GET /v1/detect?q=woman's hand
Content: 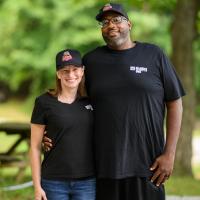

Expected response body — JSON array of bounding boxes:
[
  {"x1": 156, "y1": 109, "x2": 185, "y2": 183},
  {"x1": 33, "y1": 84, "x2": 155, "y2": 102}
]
[{"x1": 35, "y1": 187, "x2": 47, "y2": 200}]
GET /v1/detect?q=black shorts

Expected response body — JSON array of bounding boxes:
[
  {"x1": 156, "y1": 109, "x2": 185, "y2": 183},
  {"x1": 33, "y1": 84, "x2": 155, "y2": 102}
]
[{"x1": 96, "y1": 177, "x2": 165, "y2": 200}]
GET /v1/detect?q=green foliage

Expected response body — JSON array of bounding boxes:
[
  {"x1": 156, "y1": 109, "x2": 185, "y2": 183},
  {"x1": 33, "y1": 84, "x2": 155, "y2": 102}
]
[
  {"x1": 0, "y1": 0, "x2": 102, "y2": 97},
  {"x1": 129, "y1": 11, "x2": 171, "y2": 53},
  {"x1": 0, "y1": 0, "x2": 200, "y2": 99}
]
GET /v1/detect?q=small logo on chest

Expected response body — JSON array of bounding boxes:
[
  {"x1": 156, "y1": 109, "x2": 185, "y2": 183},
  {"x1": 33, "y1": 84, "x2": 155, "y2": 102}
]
[
  {"x1": 130, "y1": 66, "x2": 148, "y2": 74},
  {"x1": 85, "y1": 104, "x2": 93, "y2": 111}
]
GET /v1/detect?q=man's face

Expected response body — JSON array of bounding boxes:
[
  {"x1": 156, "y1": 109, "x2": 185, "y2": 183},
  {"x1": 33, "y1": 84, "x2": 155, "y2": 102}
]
[{"x1": 100, "y1": 12, "x2": 132, "y2": 47}]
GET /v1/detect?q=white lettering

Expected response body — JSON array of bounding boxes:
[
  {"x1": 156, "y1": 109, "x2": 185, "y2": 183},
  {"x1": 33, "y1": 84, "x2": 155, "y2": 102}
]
[
  {"x1": 85, "y1": 104, "x2": 93, "y2": 111},
  {"x1": 130, "y1": 66, "x2": 148, "y2": 74}
]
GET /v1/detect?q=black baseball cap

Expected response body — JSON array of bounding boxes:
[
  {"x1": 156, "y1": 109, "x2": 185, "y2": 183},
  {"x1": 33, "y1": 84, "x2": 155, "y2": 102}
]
[
  {"x1": 96, "y1": 3, "x2": 129, "y2": 21},
  {"x1": 56, "y1": 49, "x2": 82, "y2": 71}
]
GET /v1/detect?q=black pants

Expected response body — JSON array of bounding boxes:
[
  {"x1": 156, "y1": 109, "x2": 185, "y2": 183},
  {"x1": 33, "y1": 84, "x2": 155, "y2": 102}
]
[{"x1": 96, "y1": 177, "x2": 165, "y2": 200}]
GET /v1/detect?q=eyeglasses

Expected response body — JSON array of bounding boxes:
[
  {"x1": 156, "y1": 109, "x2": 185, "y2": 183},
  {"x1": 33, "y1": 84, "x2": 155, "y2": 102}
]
[{"x1": 99, "y1": 16, "x2": 128, "y2": 28}]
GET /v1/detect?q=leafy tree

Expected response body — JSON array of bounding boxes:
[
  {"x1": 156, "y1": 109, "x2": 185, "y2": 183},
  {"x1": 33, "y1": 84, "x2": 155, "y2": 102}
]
[{"x1": 0, "y1": 0, "x2": 102, "y2": 98}]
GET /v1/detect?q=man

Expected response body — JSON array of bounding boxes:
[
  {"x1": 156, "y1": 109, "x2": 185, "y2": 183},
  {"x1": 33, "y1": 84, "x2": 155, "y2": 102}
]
[{"x1": 44, "y1": 3, "x2": 185, "y2": 200}]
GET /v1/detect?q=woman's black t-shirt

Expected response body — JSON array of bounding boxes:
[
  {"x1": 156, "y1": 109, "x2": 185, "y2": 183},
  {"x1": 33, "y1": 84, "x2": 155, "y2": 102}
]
[{"x1": 31, "y1": 92, "x2": 95, "y2": 180}]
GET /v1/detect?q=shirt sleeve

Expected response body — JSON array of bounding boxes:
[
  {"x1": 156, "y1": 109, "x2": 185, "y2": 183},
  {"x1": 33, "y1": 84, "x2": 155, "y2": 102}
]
[
  {"x1": 31, "y1": 97, "x2": 46, "y2": 125},
  {"x1": 159, "y1": 49, "x2": 186, "y2": 101}
]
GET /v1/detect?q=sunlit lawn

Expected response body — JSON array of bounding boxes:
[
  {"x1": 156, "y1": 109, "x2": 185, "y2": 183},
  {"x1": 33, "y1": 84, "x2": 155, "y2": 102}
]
[
  {"x1": 194, "y1": 129, "x2": 200, "y2": 137},
  {"x1": 0, "y1": 99, "x2": 30, "y2": 123},
  {"x1": 165, "y1": 176, "x2": 200, "y2": 196},
  {"x1": 0, "y1": 99, "x2": 200, "y2": 199}
]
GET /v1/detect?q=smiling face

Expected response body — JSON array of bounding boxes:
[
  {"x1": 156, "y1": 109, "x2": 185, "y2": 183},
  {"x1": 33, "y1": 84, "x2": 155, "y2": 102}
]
[
  {"x1": 57, "y1": 65, "x2": 84, "y2": 90},
  {"x1": 101, "y1": 12, "x2": 132, "y2": 48}
]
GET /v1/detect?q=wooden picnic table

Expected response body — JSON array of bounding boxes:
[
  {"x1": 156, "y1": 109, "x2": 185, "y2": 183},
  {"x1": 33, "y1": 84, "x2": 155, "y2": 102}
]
[
  {"x1": 0, "y1": 122, "x2": 30, "y2": 155},
  {"x1": 0, "y1": 122, "x2": 31, "y2": 181}
]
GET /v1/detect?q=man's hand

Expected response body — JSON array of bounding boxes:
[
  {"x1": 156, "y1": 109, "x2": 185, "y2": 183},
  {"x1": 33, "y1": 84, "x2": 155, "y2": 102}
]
[
  {"x1": 42, "y1": 132, "x2": 53, "y2": 152},
  {"x1": 150, "y1": 153, "x2": 175, "y2": 186},
  {"x1": 150, "y1": 98, "x2": 183, "y2": 187}
]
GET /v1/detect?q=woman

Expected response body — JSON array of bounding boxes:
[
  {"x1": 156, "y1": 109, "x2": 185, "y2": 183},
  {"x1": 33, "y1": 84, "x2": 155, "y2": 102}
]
[{"x1": 30, "y1": 49, "x2": 95, "y2": 200}]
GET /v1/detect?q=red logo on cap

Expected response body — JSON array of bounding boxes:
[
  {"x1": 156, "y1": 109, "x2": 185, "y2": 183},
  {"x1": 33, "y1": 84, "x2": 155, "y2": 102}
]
[
  {"x1": 62, "y1": 51, "x2": 72, "y2": 62},
  {"x1": 103, "y1": 3, "x2": 112, "y2": 11}
]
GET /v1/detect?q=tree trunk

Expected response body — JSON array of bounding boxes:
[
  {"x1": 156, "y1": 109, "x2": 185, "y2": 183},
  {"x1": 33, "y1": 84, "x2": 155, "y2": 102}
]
[{"x1": 171, "y1": 0, "x2": 200, "y2": 176}]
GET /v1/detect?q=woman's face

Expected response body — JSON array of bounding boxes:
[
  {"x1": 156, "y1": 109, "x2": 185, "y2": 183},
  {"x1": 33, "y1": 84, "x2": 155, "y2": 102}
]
[{"x1": 57, "y1": 65, "x2": 84, "y2": 89}]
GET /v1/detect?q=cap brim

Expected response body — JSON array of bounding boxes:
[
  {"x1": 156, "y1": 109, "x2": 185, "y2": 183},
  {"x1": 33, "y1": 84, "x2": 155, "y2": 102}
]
[
  {"x1": 96, "y1": 9, "x2": 127, "y2": 21},
  {"x1": 57, "y1": 62, "x2": 83, "y2": 70}
]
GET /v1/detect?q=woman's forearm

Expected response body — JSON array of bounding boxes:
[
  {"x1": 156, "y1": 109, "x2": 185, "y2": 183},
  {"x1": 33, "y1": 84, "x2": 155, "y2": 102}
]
[
  {"x1": 30, "y1": 147, "x2": 42, "y2": 189},
  {"x1": 30, "y1": 124, "x2": 45, "y2": 191}
]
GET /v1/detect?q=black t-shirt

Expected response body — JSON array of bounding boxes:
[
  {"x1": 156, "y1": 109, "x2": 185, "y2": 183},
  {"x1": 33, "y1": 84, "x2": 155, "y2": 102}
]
[
  {"x1": 31, "y1": 93, "x2": 95, "y2": 180},
  {"x1": 83, "y1": 41, "x2": 185, "y2": 179}
]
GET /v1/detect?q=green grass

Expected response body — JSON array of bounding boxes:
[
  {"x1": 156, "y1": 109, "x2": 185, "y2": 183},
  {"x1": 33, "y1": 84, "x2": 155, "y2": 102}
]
[
  {"x1": 0, "y1": 188, "x2": 33, "y2": 200},
  {"x1": 0, "y1": 175, "x2": 33, "y2": 200},
  {"x1": 193, "y1": 129, "x2": 200, "y2": 137},
  {"x1": 165, "y1": 176, "x2": 200, "y2": 195},
  {"x1": 0, "y1": 132, "x2": 28, "y2": 153},
  {"x1": 193, "y1": 165, "x2": 200, "y2": 179},
  {"x1": 0, "y1": 99, "x2": 30, "y2": 123}
]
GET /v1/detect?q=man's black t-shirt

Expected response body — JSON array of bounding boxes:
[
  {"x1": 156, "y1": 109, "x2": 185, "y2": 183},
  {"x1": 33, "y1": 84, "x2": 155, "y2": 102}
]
[
  {"x1": 31, "y1": 92, "x2": 95, "y2": 180},
  {"x1": 83, "y1": 41, "x2": 185, "y2": 179}
]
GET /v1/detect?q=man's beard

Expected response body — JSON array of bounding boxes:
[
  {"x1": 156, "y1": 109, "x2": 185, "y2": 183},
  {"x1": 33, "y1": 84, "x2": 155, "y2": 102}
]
[{"x1": 102, "y1": 29, "x2": 130, "y2": 48}]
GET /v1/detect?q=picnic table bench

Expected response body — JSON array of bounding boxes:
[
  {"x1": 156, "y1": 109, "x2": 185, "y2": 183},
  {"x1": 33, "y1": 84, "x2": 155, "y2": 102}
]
[{"x1": 0, "y1": 122, "x2": 30, "y2": 181}]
